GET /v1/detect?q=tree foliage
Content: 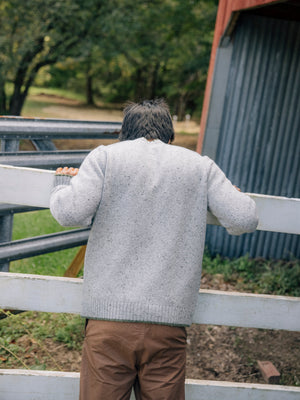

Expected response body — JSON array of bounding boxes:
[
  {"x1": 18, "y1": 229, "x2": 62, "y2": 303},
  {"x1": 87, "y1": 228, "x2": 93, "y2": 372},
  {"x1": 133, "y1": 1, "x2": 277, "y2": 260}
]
[
  {"x1": 0, "y1": 0, "x2": 103, "y2": 115},
  {"x1": 0, "y1": 0, "x2": 217, "y2": 117}
]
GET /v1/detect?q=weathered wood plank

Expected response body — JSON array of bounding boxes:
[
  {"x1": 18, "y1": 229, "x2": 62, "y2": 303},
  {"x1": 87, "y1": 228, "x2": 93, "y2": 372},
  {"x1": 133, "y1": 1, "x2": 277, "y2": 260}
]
[
  {"x1": 193, "y1": 289, "x2": 300, "y2": 331},
  {"x1": 0, "y1": 273, "x2": 82, "y2": 315},
  {"x1": 185, "y1": 378, "x2": 300, "y2": 400},
  {"x1": 1, "y1": 164, "x2": 299, "y2": 233},
  {"x1": 251, "y1": 193, "x2": 300, "y2": 235},
  {"x1": 0, "y1": 272, "x2": 299, "y2": 331},
  {"x1": 0, "y1": 164, "x2": 54, "y2": 208},
  {"x1": 0, "y1": 370, "x2": 80, "y2": 400},
  {"x1": 0, "y1": 370, "x2": 299, "y2": 400}
]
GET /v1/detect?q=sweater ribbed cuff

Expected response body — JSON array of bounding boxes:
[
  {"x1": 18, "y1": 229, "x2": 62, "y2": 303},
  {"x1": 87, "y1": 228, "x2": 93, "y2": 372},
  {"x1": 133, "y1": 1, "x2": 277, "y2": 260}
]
[{"x1": 53, "y1": 175, "x2": 72, "y2": 187}]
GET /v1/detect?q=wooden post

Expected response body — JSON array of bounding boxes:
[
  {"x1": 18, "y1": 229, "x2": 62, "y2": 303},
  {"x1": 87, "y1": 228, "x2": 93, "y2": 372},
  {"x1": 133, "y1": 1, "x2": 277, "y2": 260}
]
[{"x1": 64, "y1": 246, "x2": 86, "y2": 278}]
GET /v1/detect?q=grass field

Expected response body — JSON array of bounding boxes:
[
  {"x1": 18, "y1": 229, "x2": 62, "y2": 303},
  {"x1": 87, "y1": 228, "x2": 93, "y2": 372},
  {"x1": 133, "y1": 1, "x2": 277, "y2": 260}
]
[{"x1": 11, "y1": 210, "x2": 80, "y2": 276}]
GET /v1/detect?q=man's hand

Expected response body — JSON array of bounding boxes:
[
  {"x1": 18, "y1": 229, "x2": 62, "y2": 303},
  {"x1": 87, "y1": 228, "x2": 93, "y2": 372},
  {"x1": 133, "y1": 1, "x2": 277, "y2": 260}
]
[{"x1": 56, "y1": 167, "x2": 79, "y2": 176}]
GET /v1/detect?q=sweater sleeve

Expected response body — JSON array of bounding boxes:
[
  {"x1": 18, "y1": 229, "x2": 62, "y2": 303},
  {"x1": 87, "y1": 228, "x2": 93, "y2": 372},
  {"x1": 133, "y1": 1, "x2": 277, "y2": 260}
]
[
  {"x1": 206, "y1": 158, "x2": 258, "y2": 235},
  {"x1": 50, "y1": 146, "x2": 106, "y2": 227}
]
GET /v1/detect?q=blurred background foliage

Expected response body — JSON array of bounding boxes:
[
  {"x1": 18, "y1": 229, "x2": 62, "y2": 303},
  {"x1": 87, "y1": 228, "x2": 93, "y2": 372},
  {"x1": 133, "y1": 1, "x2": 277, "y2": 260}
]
[{"x1": 0, "y1": 0, "x2": 217, "y2": 119}]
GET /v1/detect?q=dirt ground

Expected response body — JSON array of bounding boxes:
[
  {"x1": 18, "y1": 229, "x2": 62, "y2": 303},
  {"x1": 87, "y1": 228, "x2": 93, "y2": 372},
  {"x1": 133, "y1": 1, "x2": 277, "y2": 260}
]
[
  {"x1": 15, "y1": 95, "x2": 299, "y2": 386},
  {"x1": 185, "y1": 274, "x2": 300, "y2": 386},
  {"x1": 11, "y1": 325, "x2": 300, "y2": 387}
]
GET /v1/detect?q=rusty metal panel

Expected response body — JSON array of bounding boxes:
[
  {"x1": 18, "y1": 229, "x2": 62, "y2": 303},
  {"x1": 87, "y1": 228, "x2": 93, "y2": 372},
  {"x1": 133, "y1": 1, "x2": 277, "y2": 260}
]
[{"x1": 204, "y1": 14, "x2": 300, "y2": 259}]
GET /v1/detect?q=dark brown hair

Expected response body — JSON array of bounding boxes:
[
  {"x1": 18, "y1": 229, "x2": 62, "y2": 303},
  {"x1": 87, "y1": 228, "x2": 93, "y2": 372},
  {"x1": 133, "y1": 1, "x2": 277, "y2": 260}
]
[{"x1": 119, "y1": 99, "x2": 175, "y2": 144}]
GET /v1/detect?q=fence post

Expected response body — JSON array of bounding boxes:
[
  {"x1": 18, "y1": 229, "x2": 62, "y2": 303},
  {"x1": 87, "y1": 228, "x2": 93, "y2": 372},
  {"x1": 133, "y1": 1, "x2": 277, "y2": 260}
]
[
  {"x1": 0, "y1": 138, "x2": 19, "y2": 271},
  {"x1": 32, "y1": 139, "x2": 57, "y2": 151}
]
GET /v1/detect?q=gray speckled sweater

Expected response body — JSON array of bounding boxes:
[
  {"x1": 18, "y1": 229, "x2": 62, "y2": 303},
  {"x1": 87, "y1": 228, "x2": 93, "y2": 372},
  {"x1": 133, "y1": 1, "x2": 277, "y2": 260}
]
[{"x1": 50, "y1": 138, "x2": 258, "y2": 326}]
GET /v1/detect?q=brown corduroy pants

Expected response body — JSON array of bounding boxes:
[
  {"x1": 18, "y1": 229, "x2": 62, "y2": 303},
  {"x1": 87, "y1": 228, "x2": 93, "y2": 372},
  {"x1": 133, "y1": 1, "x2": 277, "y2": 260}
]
[{"x1": 79, "y1": 320, "x2": 187, "y2": 400}]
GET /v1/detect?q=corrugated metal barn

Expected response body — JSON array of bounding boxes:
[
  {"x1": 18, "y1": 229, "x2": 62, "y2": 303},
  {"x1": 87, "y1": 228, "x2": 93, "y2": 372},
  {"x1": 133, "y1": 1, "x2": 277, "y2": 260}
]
[{"x1": 197, "y1": 0, "x2": 300, "y2": 259}]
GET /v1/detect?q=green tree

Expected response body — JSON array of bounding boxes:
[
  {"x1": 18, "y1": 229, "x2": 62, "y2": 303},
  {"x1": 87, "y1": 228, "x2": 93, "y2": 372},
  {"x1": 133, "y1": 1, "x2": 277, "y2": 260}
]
[
  {"x1": 0, "y1": 0, "x2": 217, "y2": 117},
  {"x1": 90, "y1": 0, "x2": 217, "y2": 117},
  {"x1": 0, "y1": 0, "x2": 103, "y2": 115}
]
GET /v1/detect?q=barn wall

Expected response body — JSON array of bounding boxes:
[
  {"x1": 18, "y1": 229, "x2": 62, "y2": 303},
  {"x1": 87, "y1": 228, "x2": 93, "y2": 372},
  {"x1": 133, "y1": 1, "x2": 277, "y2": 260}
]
[
  {"x1": 203, "y1": 14, "x2": 300, "y2": 258},
  {"x1": 197, "y1": 0, "x2": 282, "y2": 153}
]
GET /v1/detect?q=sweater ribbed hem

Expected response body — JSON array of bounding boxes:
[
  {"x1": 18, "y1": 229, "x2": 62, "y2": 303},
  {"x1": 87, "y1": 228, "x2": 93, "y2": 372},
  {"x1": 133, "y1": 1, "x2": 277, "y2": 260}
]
[{"x1": 82, "y1": 298, "x2": 192, "y2": 327}]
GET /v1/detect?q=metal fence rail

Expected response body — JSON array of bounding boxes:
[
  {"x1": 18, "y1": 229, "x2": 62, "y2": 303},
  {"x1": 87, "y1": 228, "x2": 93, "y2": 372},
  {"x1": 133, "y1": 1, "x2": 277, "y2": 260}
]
[
  {"x1": 0, "y1": 150, "x2": 89, "y2": 169},
  {"x1": 0, "y1": 228, "x2": 90, "y2": 263},
  {"x1": 0, "y1": 116, "x2": 121, "y2": 140},
  {"x1": 0, "y1": 204, "x2": 45, "y2": 217}
]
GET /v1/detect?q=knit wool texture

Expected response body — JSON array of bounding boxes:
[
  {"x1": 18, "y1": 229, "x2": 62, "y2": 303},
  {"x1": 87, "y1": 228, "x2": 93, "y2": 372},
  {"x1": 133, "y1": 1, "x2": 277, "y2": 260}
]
[{"x1": 50, "y1": 138, "x2": 258, "y2": 326}]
